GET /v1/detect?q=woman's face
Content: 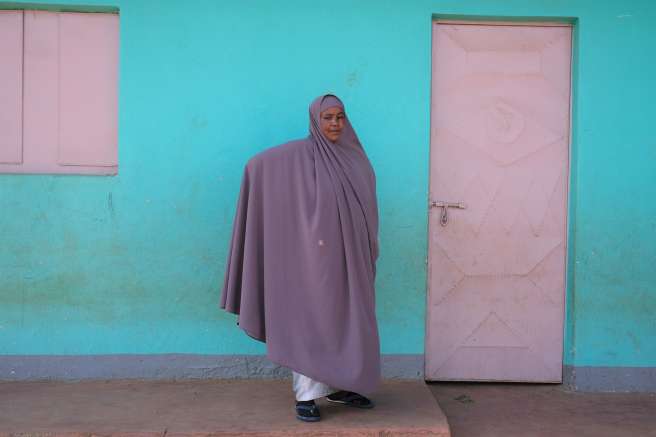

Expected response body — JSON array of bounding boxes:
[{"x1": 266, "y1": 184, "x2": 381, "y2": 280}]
[{"x1": 320, "y1": 106, "x2": 345, "y2": 142}]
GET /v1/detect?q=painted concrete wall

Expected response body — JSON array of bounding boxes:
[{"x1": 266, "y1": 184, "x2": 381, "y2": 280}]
[{"x1": 1, "y1": 0, "x2": 655, "y2": 377}]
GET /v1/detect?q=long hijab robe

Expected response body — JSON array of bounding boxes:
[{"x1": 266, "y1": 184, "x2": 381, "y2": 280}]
[{"x1": 220, "y1": 94, "x2": 380, "y2": 394}]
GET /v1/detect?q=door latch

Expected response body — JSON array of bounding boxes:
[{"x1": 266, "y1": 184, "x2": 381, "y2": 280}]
[{"x1": 430, "y1": 200, "x2": 467, "y2": 226}]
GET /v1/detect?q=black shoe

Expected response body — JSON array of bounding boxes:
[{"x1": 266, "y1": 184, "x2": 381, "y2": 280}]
[
  {"x1": 295, "y1": 400, "x2": 321, "y2": 422},
  {"x1": 326, "y1": 390, "x2": 374, "y2": 409}
]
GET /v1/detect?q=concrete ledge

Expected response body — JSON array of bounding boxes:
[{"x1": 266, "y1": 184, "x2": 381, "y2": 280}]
[
  {"x1": 0, "y1": 354, "x2": 423, "y2": 381},
  {"x1": 0, "y1": 379, "x2": 450, "y2": 436},
  {"x1": 564, "y1": 365, "x2": 656, "y2": 392}
]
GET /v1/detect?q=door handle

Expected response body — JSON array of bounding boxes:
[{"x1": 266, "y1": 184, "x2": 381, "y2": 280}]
[{"x1": 430, "y1": 200, "x2": 467, "y2": 226}]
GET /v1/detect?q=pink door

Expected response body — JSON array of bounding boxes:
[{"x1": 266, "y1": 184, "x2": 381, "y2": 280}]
[{"x1": 425, "y1": 22, "x2": 572, "y2": 382}]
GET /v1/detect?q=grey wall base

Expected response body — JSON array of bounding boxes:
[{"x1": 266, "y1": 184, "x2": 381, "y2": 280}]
[
  {"x1": 0, "y1": 354, "x2": 424, "y2": 381},
  {"x1": 563, "y1": 365, "x2": 656, "y2": 393},
  {"x1": 3, "y1": 356, "x2": 654, "y2": 392}
]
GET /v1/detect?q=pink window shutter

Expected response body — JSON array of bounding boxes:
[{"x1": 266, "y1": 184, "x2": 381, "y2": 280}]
[
  {"x1": 2, "y1": 10, "x2": 118, "y2": 175},
  {"x1": 22, "y1": 10, "x2": 60, "y2": 172},
  {"x1": 0, "y1": 10, "x2": 24, "y2": 165},
  {"x1": 58, "y1": 12, "x2": 119, "y2": 167}
]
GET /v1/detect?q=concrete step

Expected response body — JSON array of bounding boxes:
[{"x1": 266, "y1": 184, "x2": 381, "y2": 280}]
[{"x1": 0, "y1": 379, "x2": 450, "y2": 436}]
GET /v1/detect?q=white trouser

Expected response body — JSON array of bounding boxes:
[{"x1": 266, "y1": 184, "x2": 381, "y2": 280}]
[{"x1": 292, "y1": 371, "x2": 338, "y2": 401}]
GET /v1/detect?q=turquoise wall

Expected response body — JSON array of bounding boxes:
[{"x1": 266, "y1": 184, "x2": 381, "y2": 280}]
[{"x1": 1, "y1": 0, "x2": 655, "y2": 370}]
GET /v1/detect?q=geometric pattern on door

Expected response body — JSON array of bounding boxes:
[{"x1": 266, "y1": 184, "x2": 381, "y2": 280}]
[{"x1": 426, "y1": 23, "x2": 572, "y2": 382}]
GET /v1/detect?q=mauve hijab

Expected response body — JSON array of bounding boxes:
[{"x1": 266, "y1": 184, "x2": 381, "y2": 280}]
[
  {"x1": 220, "y1": 94, "x2": 380, "y2": 394},
  {"x1": 319, "y1": 95, "x2": 343, "y2": 111}
]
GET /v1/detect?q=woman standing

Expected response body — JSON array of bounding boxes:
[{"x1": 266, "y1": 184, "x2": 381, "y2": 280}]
[{"x1": 220, "y1": 94, "x2": 380, "y2": 422}]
